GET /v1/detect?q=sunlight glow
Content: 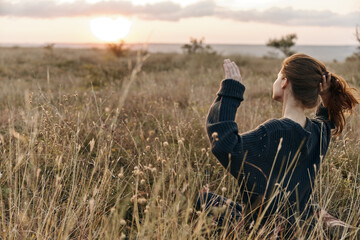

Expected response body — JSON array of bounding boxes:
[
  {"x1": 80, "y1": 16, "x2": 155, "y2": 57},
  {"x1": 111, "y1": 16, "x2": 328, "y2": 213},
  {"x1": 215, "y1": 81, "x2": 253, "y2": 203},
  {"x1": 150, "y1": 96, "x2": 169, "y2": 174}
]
[{"x1": 90, "y1": 17, "x2": 132, "y2": 42}]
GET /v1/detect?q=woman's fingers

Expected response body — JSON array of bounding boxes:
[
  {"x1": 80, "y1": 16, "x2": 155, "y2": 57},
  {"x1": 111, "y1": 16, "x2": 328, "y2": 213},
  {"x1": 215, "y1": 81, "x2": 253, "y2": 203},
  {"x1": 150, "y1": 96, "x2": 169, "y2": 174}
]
[
  {"x1": 224, "y1": 59, "x2": 231, "y2": 63},
  {"x1": 223, "y1": 63, "x2": 231, "y2": 79},
  {"x1": 320, "y1": 75, "x2": 326, "y2": 94},
  {"x1": 319, "y1": 82, "x2": 323, "y2": 92},
  {"x1": 223, "y1": 64, "x2": 228, "y2": 77},
  {"x1": 232, "y1": 62, "x2": 241, "y2": 76},
  {"x1": 320, "y1": 73, "x2": 331, "y2": 96},
  {"x1": 223, "y1": 59, "x2": 242, "y2": 82},
  {"x1": 223, "y1": 61, "x2": 232, "y2": 77},
  {"x1": 324, "y1": 73, "x2": 331, "y2": 89},
  {"x1": 229, "y1": 63, "x2": 236, "y2": 76},
  {"x1": 223, "y1": 59, "x2": 231, "y2": 75}
]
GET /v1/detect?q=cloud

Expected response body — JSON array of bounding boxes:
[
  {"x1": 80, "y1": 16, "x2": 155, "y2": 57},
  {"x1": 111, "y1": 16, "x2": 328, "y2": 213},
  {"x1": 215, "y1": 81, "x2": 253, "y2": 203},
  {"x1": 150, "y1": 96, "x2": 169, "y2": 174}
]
[
  {"x1": 1, "y1": 0, "x2": 359, "y2": 27},
  {"x1": 217, "y1": 7, "x2": 360, "y2": 27},
  {"x1": 0, "y1": 0, "x2": 215, "y2": 20}
]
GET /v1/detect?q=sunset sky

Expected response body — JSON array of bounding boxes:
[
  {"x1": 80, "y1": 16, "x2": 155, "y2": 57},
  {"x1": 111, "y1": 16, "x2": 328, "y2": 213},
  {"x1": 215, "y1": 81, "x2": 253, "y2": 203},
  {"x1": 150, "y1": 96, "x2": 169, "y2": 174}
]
[{"x1": 1, "y1": 0, "x2": 359, "y2": 45}]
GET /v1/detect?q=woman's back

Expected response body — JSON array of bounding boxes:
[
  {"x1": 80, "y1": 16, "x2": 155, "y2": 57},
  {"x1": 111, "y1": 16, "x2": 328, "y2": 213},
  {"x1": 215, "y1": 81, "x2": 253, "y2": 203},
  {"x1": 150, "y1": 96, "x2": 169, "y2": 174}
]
[
  {"x1": 206, "y1": 79, "x2": 334, "y2": 223},
  {"x1": 199, "y1": 54, "x2": 359, "y2": 236}
]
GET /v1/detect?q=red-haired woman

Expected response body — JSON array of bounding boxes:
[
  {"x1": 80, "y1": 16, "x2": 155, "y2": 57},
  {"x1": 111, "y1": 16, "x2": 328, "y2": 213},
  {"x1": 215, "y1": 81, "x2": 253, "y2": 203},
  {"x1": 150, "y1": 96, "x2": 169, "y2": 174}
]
[{"x1": 196, "y1": 54, "x2": 359, "y2": 237}]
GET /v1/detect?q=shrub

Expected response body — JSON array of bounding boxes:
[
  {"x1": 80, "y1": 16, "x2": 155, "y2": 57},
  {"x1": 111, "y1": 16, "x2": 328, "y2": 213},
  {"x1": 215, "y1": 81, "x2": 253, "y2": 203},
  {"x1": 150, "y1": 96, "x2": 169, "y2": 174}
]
[
  {"x1": 346, "y1": 25, "x2": 360, "y2": 61},
  {"x1": 266, "y1": 33, "x2": 297, "y2": 57},
  {"x1": 181, "y1": 37, "x2": 216, "y2": 55},
  {"x1": 106, "y1": 40, "x2": 129, "y2": 58}
]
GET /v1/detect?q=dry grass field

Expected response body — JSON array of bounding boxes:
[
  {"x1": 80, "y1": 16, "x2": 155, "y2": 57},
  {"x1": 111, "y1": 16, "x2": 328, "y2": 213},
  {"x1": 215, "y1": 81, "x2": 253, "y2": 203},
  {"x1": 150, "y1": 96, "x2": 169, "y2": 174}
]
[{"x1": 0, "y1": 46, "x2": 359, "y2": 239}]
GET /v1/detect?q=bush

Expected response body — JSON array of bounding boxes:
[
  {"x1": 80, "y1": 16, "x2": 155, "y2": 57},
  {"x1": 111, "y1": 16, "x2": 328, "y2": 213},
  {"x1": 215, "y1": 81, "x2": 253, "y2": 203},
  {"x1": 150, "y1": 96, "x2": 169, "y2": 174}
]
[
  {"x1": 181, "y1": 37, "x2": 216, "y2": 55},
  {"x1": 346, "y1": 25, "x2": 360, "y2": 61},
  {"x1": 106, "y1": 40, "x2": 129, "y2": 58},
  {"x1": 266, "y1": 33, "x2": 297, "y2": 57}
]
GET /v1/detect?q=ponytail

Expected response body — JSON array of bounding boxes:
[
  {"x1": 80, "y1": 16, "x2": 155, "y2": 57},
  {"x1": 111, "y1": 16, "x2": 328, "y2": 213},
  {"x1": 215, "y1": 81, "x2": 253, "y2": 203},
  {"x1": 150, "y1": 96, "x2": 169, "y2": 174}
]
[
  {"x1": 326, "y1": 72, "x2": 359, "y2": 136},
  {"x1": 282, "y1": 53, "x2": 359, "y2": 136}
]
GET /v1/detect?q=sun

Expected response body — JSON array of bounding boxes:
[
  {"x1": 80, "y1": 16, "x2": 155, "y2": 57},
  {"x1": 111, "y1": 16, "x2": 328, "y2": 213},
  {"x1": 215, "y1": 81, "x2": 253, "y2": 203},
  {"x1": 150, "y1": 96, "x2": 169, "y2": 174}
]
[{"x1": 90, "y1": 17, "x2": 132, "y2": 42}]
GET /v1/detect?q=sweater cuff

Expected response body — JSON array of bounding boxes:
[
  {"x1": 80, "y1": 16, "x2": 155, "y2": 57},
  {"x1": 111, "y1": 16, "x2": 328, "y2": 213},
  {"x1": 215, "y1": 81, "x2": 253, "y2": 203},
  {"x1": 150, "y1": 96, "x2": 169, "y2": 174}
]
[{"x1": 216, "y1": 79, "x2": 246, "y2": 101}]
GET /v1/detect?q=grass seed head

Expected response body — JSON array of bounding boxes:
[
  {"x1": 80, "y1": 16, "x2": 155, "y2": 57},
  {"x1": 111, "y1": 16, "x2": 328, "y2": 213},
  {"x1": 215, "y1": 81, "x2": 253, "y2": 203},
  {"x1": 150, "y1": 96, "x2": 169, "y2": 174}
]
[
  {"x1": 120, "y1": 219, "x2": 126, "y2": 225},
  {"x1": 137, "y1": 198, "x2": 147, "y2": 205},
  {"x1": 132, "y1": 169, "x2": 144, "y2": 176},
  {"x1": 211, "y1": 132, "x2": 219, "y2": 141}
]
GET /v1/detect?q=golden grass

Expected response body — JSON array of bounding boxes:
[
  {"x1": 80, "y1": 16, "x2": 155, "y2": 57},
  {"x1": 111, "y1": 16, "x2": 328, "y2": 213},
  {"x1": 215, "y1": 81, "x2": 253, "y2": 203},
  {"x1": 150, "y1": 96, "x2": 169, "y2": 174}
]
[{"x1": 0, "y1": 47, "x2": 359, "y2": 239}]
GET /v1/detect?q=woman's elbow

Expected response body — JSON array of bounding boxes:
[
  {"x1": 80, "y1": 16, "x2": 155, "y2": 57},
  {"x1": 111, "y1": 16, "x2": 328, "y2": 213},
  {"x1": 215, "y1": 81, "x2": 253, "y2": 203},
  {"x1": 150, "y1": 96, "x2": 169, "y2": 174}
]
[{"x1": 211, "y1": 144, "x2": 232, "y2": 164}]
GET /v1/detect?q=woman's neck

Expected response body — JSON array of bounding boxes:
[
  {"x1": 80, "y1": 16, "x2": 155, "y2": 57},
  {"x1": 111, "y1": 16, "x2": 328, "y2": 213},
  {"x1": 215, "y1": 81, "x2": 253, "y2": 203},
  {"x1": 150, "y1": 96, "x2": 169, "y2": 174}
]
[{"x1": 282, "y1": 94, "x2": 307, "y2": 128}]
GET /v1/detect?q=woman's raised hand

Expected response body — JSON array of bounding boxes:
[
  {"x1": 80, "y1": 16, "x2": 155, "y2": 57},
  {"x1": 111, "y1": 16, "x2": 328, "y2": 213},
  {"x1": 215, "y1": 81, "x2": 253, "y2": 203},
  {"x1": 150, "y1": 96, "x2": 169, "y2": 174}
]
[
  {"x1": 319, "y1": 72, "x2": 332, "y2": 107},
  {"x1": 223, "y1": 59, "x2": 242, "y2": 82}
]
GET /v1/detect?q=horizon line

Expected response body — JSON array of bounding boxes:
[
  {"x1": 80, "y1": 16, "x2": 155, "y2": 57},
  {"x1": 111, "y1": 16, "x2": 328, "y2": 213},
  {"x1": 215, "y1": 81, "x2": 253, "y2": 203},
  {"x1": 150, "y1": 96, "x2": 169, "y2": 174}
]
[{"x1": 0, "y1": 42, "x2": 358, "y2": 47}]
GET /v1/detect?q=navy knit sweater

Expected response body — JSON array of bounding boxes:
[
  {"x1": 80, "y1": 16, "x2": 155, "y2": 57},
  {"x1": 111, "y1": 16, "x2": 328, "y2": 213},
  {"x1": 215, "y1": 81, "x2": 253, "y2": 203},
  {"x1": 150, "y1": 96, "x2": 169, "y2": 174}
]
[{"x1": 206, "y1": 79, "x2": 335, "y2": 224}]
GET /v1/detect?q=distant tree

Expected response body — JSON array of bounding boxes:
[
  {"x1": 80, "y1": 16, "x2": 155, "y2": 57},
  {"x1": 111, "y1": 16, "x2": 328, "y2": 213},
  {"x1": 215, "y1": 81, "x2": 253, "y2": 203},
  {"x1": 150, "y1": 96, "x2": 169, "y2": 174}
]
[
  {"x1": 181, "y1": 37, "x2": 215, "y2": 54},
  {"x1": 266, "y1": 33, "x2": 297, "y2": 57},
  {"x1": 346, "y1": 25, "x2": 360, "y2": 61},
  {"x1": 44, "y1": 43, "x2": 55, "y2": 51},
  {"x1": 356, "y1": 25, "x2": 360, "y2": 50},
  {"x1": 43, "y1": 43, "x2": 55, "y2": 57},
  {"x1": 106, "y1": 40, "x2": 129, "y2": 58}
]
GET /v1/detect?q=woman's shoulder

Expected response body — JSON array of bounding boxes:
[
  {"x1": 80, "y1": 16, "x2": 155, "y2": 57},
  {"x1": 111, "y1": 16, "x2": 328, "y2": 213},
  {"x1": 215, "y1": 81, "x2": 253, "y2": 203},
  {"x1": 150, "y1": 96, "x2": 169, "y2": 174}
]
[
  {"x1": 310, "y1": 116, "x2": 335, "y2": 130},
  {"x1": 260, "y1": 118, "x2": 302, "y2": 130},
  {"x1": 258, "y1": 118, "x2": 312, "y2": 137},
  {"x1": 245, "y1": 117, "x2": 330, "y2": 141},
  {"x1": 259, "y1": 117, "x2": 332, "y2": 142}
]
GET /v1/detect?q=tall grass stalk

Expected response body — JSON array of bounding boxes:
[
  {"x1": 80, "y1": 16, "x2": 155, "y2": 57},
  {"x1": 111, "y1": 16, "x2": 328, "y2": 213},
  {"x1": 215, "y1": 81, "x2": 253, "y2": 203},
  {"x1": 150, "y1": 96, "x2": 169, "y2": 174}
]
[{"x1": 0, "y1": 47, "x2": 359, "y2": 239}]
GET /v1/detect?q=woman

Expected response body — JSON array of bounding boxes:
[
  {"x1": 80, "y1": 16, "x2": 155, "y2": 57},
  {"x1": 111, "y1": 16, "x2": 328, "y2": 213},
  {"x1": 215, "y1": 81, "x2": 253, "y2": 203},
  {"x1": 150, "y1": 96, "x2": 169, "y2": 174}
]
[{"x1": 195, "y1": 54, "x2": 359, "y2": 237}]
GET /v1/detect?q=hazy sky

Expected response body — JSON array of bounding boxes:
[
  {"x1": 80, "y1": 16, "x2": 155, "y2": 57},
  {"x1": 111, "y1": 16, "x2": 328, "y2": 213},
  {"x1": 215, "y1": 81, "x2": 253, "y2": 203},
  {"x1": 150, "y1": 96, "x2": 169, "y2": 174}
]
[{"x1": 1, "y1": 0, "x2": 359, "y2": 45}]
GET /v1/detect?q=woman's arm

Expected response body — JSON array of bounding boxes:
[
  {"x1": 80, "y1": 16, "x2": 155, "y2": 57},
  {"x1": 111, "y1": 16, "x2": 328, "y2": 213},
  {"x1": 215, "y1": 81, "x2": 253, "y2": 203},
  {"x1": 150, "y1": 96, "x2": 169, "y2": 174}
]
[
  {"x1": 316, "y1": 73, "x2": 335, "y2": 129},
  {"x1": 206, "y1": 60, "x2": 269, "y2": 182}
]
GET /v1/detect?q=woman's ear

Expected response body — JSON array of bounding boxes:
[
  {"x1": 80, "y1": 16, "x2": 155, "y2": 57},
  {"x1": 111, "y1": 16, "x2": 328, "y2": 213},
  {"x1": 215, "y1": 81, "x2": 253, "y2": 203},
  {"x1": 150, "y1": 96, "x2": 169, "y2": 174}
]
[{"x1": 281, "y1": 77, "x2": 289, "y2": 89}]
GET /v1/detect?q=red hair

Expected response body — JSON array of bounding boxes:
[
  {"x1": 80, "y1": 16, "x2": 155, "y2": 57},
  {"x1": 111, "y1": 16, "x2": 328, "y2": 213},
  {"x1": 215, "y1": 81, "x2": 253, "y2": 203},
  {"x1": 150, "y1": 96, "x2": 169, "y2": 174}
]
[{"x1": 282, "y1": 53, "x2": 359, "y2": 135}]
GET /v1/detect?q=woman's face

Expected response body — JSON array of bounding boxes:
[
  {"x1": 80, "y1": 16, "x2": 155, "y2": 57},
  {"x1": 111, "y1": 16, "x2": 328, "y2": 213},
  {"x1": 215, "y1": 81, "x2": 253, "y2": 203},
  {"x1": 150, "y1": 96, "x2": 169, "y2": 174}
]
[{"x1": 272, "y1": 70, "x2": 286, "y2": 102}]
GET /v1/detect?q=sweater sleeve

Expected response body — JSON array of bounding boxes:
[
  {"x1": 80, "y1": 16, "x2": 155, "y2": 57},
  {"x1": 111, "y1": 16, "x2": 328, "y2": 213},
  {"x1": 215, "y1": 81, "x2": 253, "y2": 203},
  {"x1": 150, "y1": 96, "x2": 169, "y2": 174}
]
[
  {"x1": 206, "y1": 79, "x2": 270, "y2": 182},
  {"x1": 315, "y1": 102, "x2": 335, "y2": 129}
]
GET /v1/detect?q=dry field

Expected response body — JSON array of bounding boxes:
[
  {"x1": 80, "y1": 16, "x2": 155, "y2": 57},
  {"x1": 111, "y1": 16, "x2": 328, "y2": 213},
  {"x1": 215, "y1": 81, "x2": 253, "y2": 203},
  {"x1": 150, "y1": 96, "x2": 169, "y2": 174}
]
[{"x1": 0, "y1": 47, "x2": 359, "y2": 239}]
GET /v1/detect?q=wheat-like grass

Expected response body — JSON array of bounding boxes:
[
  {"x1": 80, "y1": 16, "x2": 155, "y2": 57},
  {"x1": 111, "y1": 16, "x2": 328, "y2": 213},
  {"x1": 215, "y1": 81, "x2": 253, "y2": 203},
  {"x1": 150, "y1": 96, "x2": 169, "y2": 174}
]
[{"x1": 0, "y1": 47, "x2": 359, "y2": 239}]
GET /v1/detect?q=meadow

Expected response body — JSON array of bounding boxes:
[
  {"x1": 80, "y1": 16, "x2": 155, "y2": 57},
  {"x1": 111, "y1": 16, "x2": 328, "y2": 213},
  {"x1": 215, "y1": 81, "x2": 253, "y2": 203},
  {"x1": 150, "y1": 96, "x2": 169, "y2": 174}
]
[{"x1": 0, "y1": 46, "x2": 359, "y2": 239}]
